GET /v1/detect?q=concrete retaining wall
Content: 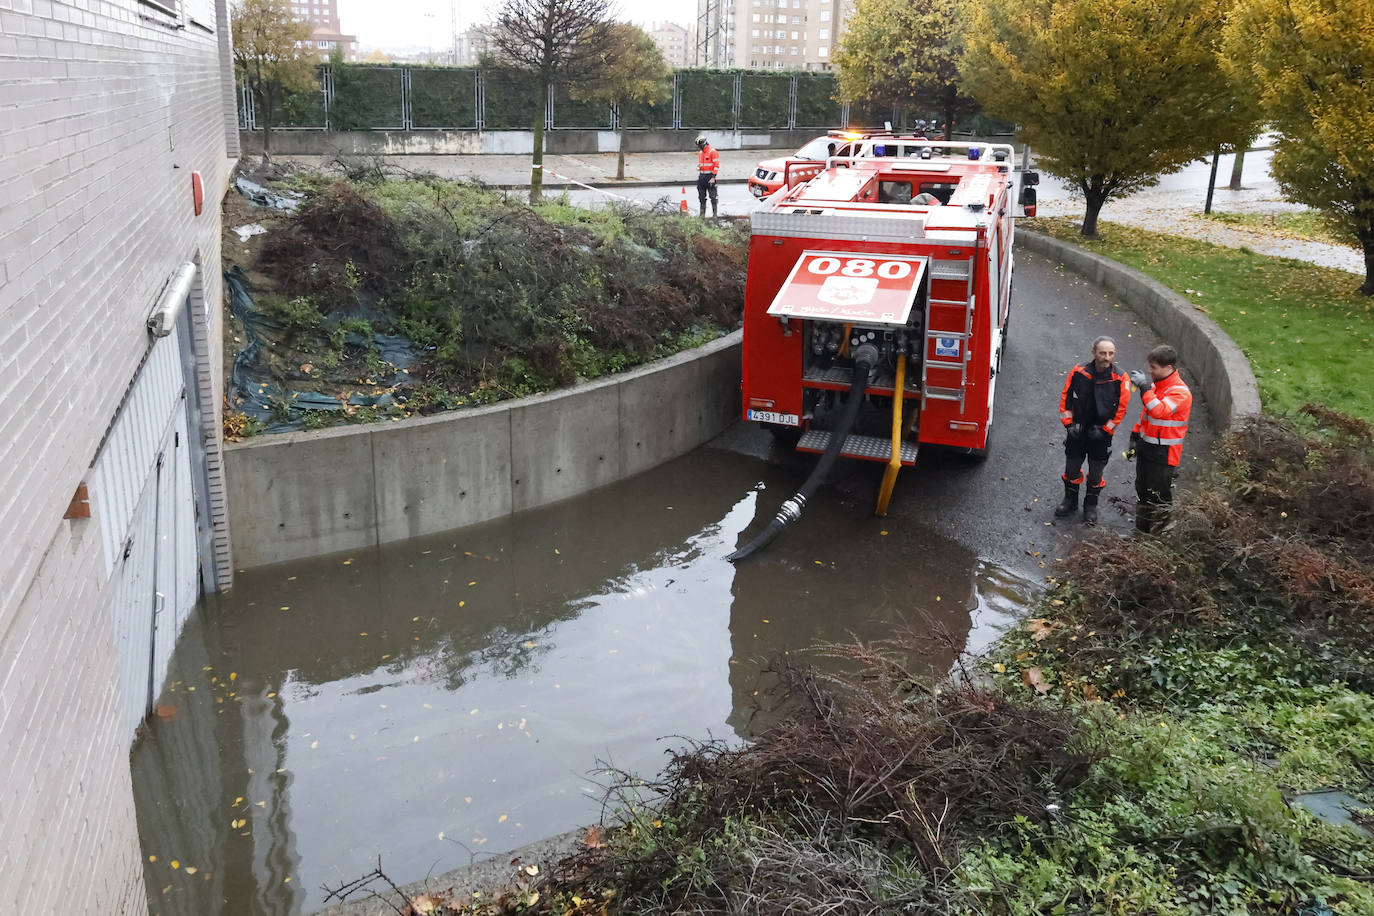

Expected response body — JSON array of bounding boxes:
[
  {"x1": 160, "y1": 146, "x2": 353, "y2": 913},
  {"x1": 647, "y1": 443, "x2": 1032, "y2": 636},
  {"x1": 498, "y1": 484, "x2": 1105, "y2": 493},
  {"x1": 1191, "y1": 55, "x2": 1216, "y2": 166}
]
[
  {"x1": 1016, "y1": 230, "x2": 1262, "y2": 427},
  {"x1": 240, "y1": 128, "x2": 824, "y2": 158},
  {"x1": 226, "y1": 331, "x2": 742, "y2": 568}
]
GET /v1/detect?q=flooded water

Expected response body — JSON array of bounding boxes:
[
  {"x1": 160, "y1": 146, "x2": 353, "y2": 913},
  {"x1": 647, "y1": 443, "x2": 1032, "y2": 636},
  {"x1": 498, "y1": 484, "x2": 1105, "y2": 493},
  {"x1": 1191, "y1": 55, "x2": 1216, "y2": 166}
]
[{"x1": 132, "y1": 446, "x2": 1032, "y2": 916}]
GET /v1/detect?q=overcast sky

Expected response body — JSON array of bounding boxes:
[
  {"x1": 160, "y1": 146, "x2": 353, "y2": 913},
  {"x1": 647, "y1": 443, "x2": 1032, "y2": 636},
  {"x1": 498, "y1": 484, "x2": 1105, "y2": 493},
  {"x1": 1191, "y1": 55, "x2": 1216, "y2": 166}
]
[{"x1": 337, "y1": 0, "x2": 697, "y2": 51}]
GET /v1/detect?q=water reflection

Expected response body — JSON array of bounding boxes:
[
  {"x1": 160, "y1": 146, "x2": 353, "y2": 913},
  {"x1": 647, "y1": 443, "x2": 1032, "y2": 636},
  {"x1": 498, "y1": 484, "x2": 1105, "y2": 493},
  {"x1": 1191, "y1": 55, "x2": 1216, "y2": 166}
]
[{"x1": 132, "y1": 448, "x2": 1030, "y2": 915}]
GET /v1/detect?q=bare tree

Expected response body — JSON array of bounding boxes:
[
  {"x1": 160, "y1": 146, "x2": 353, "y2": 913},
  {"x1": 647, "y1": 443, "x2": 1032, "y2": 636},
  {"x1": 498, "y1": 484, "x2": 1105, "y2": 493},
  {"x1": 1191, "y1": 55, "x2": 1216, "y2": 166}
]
[{"x1": 492, "y1": 0, "x2": 615, "y2": 202}]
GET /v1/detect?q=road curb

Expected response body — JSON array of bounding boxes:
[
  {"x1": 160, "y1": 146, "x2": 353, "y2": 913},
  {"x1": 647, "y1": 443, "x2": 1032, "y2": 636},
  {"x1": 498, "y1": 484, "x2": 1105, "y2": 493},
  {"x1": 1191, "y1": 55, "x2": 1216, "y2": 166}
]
[{"x1": 1016, "y1": 229, "x2": 1262, "y2": 427}]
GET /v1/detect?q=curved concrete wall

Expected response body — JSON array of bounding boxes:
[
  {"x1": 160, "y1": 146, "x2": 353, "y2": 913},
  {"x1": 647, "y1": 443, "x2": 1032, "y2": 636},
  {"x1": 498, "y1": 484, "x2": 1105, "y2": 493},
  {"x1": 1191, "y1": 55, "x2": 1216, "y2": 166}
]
[
  {"x1": 225, "y1": 331, "x2": 741, "y2": 569},
  {"x1": 1016, "y1": 229, "x2": 1262, "y2": 426}
]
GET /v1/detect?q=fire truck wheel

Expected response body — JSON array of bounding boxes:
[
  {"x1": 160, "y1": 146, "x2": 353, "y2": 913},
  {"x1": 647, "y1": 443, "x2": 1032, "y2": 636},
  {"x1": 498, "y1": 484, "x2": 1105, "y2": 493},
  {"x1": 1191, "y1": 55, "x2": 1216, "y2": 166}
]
[{"x1": 964, "y1": 417, "x2": 993, "y2": 461}]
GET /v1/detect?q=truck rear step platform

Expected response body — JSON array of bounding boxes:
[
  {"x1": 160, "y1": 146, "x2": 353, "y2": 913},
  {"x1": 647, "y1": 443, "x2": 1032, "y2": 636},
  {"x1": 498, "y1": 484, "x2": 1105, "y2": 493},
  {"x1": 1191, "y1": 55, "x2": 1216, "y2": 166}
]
[{"x1": 796, "y1": 430, "x2": 918, "y2": 465}]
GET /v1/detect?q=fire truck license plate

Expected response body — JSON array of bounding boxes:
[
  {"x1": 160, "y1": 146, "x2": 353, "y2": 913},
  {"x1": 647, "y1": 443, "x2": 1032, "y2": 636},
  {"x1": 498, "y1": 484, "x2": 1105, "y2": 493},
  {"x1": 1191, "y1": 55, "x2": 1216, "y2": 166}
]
[{"x1": 748, "y1": 410, "x2": 799, "y2": 426}]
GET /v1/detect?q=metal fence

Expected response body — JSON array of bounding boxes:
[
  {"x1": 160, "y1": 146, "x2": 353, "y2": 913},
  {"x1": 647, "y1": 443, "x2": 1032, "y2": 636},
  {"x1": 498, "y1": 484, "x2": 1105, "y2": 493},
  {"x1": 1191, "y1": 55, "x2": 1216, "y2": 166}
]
[{"x1": 237, "y1": 66, "x2": 888, "y2": 132}]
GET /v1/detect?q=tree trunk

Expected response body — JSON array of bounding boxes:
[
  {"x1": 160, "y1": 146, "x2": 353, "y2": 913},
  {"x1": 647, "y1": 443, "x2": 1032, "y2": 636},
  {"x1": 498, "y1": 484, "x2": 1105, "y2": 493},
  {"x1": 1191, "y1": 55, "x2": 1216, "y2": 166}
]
[
  {"x1": 1081, "y1": 182, "x2": 1108, "y2": 238},
  {"x1": 1359, "y1": 226, "x2": 1374, "y2": 296},
  {"x1": 616, "y1": 129, "x2": 626, "y2": 181},
  {"x1": 261, "y1": 93, "x2": 274, "y2": 159},
  {"x1": 530, "y1": 83, "x2": 546, "y2": 203},
  {"x1": 1228, "y1": 148, "x2": 1245, "y2": 190}
]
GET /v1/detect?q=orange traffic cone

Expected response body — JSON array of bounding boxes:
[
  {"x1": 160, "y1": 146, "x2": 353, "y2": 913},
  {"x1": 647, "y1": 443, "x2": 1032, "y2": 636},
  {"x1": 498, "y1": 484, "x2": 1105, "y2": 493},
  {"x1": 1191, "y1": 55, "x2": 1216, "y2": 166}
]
[{"x1": 679, "y1": 187, "x2": 689, "y2": 214}]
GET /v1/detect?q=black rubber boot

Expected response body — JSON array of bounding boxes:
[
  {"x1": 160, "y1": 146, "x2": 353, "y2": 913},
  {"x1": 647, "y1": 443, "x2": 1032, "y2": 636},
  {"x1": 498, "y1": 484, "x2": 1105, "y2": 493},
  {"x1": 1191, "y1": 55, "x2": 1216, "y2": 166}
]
[
  {"x1": 1083, "y1": 491, "x2": 1100, "y2": 526},
  {"x1": 1135, "y1": 502, "x2": 1155, "y2": 533},
  {"x1": 1054, "y1": 482, "x2": 1079, "y2": 518},
  {"x1": 712, "y1": 200, "x2": 718, "y2": 218}
]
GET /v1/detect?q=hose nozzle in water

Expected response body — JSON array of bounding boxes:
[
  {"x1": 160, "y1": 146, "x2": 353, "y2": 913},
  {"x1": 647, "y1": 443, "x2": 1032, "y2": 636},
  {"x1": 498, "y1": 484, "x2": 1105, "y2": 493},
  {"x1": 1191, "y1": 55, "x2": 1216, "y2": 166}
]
[{"x1": 728, "y1": 344, "x2": 879, "y2": 562}]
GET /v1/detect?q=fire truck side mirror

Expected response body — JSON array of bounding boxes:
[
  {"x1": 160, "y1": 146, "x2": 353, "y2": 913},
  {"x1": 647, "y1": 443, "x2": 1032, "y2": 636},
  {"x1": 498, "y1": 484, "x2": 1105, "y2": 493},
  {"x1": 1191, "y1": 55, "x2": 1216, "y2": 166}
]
[
  {"x1": 1023, "y1": 170, "x2": 1040, "y2": 187},
  {"x1": 1019, "y1": 186, "x2": 1037, "y2": 217}
]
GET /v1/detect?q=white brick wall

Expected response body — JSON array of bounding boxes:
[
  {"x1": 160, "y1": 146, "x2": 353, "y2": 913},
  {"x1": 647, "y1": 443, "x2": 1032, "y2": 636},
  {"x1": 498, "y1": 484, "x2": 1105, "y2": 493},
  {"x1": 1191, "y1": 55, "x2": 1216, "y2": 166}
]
[{"x1": 0, "y1": 0, "x2": 235, "y2": 908}]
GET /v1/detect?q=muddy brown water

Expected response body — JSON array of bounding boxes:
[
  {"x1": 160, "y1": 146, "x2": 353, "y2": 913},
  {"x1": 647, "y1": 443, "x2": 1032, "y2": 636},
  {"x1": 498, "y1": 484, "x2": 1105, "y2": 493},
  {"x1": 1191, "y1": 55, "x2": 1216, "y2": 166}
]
[{"x1": 132, "y1": 446, "x2": 1032, "y2": 916}]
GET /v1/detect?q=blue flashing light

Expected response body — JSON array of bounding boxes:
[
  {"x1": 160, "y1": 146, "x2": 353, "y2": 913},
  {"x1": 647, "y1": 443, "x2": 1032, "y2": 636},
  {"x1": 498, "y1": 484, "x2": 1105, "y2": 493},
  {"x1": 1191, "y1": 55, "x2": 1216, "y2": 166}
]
[{"x1": 968, "y1": 148, "x2": 981, "y2": 160}]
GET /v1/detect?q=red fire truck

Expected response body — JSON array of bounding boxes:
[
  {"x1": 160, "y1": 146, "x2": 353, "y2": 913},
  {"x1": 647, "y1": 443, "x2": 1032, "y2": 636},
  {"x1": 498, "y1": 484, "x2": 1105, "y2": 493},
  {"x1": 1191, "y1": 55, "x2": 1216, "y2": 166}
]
[{"x1": 729, "y1": 137, "x2": 1036, "y2": 558}]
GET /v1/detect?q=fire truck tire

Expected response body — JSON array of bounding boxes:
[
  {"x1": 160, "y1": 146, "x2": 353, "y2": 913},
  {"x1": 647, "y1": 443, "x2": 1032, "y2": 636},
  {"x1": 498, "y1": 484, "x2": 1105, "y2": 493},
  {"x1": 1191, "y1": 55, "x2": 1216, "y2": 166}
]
[{"x1": 965, "y1": 417, "x2": 993, "y2": 461}]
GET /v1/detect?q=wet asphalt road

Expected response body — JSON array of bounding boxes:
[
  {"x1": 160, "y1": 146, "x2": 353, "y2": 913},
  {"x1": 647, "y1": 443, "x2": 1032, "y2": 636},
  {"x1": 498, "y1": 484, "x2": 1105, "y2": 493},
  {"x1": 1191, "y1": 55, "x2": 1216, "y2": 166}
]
[{"x1": 712, "y1": 244, "x2": 1216, "y2": 582}]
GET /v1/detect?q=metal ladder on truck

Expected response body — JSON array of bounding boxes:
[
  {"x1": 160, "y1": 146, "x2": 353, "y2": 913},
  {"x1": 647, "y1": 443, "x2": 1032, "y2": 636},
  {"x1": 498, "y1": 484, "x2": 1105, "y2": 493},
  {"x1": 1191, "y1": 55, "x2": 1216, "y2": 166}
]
[{"x1": 921, "y1": 254, "x2": 975, "y2": 411}]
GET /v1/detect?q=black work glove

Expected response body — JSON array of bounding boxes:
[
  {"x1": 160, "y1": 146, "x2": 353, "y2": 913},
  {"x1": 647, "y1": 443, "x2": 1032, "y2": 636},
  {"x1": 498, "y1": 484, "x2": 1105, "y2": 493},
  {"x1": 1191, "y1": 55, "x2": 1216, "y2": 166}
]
[
  {"x1": 1067, "y1": 423, "x2": 1084, "y2": 439},
  {"x1": 1087, "y1": 425, "x2": 1108, "y2": 442}
]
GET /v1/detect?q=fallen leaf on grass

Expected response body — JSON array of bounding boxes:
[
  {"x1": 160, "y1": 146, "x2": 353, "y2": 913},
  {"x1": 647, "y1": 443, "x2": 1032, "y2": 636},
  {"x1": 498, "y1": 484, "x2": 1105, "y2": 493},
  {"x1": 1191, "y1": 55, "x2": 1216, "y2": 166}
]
[
  {"x1": 1022, "y1": 667, "x2": 1052, "y2": 695},
  {"x1": 584, "y1": 825, "x2": 604, "y2": 848},
  {"x1": 1026, "y1": 618, "x2": 1059, "y2": 641}
]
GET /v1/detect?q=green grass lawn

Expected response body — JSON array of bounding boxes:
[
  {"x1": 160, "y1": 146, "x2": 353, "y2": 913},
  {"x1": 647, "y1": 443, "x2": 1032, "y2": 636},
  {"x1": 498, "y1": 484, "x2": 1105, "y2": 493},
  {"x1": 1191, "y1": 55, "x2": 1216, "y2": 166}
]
[
  {"x1": 1025, "y1": 217, "x2": 1374, "y2": 423},
  {"x1": 1200, "y1": 209, "x2": 1356, "y2": 248}
]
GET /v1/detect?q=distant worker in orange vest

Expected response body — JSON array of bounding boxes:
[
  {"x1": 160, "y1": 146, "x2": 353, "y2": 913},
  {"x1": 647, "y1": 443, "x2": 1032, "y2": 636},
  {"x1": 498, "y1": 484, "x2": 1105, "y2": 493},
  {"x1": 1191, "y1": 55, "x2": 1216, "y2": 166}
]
[
  {"x1": 1054, "y1": 336, "x2": 1131, "y2": 525},
  {"x1": 1128, "y1": 344, "x2": 1193, "y2": 533},
  {"x1": 694, "y1": 133, "x2": 719, "y2": 219}
]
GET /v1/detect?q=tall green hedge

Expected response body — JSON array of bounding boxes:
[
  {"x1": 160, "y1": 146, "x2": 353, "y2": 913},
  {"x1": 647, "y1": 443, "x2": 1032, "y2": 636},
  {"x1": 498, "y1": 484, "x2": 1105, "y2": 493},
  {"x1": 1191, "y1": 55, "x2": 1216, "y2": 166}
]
[
  {"x1": 410, "y1": 67, "x2": 478, "y2": 129},
  {"x1": 679, "y1": 69, "x2": 738, "y2": 128},
  {"x1": 737, "y1": 73, "x2": 791, "y2": 129},
  {"x1": 794, "y1": 74, "x2": 841, "y2": 128},
  {"x1": 276, "y1": 68, "x2": 327, "y2": 128},
  {"x1": 552, "y1": 85, "x2": 612, "y2": 130},
  {"x1": 845, "y1": 98, "x2": 900, "y2": 131},
  {"x1": 621, "y1": 95, "x2": 674, "y2": 129},
  {"x1": 243, "y1": 65, "x2": 925, "y2": 134},
  {"x1": 331, "y1": 65, "x2": 404, "y2": 130},
  {"x1": 482, "y1": 70, "x2": 540, "y2": 130}
]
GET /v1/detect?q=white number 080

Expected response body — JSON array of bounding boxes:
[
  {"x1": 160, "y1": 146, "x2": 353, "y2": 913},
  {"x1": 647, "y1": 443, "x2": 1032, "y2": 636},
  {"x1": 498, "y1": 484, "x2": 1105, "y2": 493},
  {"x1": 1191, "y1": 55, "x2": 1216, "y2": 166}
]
[{"x1": 807, "y1": 257, "x2": 912, "y2": 280}]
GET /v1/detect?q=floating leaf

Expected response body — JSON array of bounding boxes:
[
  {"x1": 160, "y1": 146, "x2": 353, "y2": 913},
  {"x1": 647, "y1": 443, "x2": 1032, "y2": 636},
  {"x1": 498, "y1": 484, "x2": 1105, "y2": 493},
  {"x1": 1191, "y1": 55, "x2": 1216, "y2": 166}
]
[{"x1": 498, "y1": 814, "x2": 508, "y2": 823}]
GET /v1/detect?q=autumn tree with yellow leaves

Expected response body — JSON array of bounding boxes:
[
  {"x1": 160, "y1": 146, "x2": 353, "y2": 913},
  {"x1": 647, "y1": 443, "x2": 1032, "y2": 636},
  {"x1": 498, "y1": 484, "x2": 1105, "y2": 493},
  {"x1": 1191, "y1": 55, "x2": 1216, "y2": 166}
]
[
  {"x1": 833, "y1": 0, "x2": 977, "y2": 133},
  {"x1": 961, "y1": 0, "x2": 1255, "y2": 237},
  {"x1": 570, "y1": 24, "x2": 671, "y2": 181},
  {"x1": 1223, "y1": 0, "x2": 1374, "y2": 295},
  {"x1": 232, "y1": 0, "x2": 315, "y2": 157}
]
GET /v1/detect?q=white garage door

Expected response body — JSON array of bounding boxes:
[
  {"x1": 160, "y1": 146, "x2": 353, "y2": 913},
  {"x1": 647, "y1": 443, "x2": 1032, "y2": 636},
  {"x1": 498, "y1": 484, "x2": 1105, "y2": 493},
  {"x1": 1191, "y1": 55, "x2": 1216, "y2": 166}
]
[{"x1": 91, "y1": 326, "x2": 203, "y2": 741}]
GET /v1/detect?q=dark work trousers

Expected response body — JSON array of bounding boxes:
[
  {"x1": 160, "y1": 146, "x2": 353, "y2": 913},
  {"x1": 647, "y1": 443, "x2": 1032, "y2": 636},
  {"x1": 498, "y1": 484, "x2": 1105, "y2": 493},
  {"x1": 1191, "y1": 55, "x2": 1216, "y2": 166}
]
[
  {"x1": 1063, "y1": 429, "x2": 1111, "y2": 495},
  {"x1": 1135, "y1": 456, "x2": 1175, "y2": 531},
  {"x1": 697, "y1": 172, "x2": 717, "y2": 210}
]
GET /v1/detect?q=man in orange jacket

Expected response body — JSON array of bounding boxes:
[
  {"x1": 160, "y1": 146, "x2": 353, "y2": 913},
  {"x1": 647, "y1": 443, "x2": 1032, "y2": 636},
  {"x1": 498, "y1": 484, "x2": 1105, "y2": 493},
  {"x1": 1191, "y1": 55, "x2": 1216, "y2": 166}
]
[
  {"x1": 1128, "y1": 344, "x2": 1193, "y2": 533},
  {"x1": 1055, "y1": 336, "x2": 1131, "y2": 525},
  {"x1": 694, "y1": 133, "x2": 719, "y2": 219}
]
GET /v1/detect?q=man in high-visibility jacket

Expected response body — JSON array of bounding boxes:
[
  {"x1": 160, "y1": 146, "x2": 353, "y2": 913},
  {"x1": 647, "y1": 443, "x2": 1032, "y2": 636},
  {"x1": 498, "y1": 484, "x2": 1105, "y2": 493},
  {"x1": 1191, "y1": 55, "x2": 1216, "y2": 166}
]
[
  {"x1": 1055, "y1": 336, "x2": 1131, "y2": 525},
  {"x1": 694, "y1": 134, "x2": 719, "y2": 219},
  {"x1": 1128, "y1": 344, "x2": 1193, "y2": 533}
]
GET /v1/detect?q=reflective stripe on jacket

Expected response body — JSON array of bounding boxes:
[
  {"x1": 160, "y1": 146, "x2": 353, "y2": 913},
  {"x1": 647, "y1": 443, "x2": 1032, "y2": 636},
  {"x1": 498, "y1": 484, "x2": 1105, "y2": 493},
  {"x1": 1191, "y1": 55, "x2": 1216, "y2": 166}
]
[
  {"x1": 1058, "y1": 361, "x2": 1130, "y2": 434},
  {"x1": 698, "y1": 144, "x2": 720, "y2": 175},
  {"x1": 1131, "y1": 369, "x2": 1192, "y2": 466}
]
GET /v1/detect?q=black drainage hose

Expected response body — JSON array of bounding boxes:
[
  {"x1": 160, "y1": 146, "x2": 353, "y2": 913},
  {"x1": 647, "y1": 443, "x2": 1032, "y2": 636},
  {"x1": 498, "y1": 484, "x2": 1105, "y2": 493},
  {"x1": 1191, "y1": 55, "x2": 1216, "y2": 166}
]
[{"x1": 728, "y1": 343, "x2": 880, "y2": 562}]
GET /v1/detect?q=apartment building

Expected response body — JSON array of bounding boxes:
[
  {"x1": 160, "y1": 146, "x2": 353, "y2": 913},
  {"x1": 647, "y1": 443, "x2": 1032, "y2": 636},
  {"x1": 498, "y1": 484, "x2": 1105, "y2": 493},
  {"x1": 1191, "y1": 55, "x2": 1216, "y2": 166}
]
[
  {"x1": 0, "y1": 0, "x2": 237, "y2": 910},
  {"x1": 287, "y1": 0, "x2": 358, "y2": 58},
  {"x1": 649, "y1": 21, "x2": 692, "y2": 68},
  {"x1": 735, "y1": 0, "x2": 856, "y2": 69}
]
